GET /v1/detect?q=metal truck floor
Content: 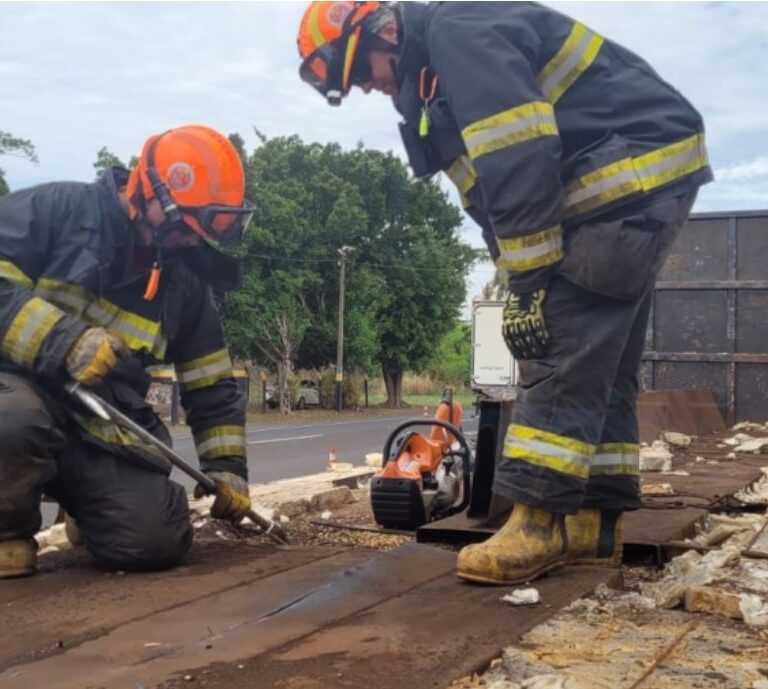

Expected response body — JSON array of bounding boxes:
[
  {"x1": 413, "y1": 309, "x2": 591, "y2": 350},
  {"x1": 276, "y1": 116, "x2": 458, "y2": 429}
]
[{"x1": 0, "y1": 540, "x2": 618, "y2": 689}]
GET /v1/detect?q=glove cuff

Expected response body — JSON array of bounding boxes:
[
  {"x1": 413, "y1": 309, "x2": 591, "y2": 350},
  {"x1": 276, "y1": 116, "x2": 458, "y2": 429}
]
[{"x1": 507, "y1": 267, "x2": 553, "y2": 294}]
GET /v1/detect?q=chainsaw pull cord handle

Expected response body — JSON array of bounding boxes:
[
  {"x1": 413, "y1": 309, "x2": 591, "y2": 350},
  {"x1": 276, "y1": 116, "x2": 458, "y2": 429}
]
[{"x1": 381, "y1": 419, "x2": 472, "y2": 518}]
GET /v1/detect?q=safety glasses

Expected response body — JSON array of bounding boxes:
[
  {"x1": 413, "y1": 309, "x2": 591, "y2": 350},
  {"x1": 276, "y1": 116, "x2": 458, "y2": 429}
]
[{"x1": 178, "y1": 202, "x2": 255, "y2": 247}]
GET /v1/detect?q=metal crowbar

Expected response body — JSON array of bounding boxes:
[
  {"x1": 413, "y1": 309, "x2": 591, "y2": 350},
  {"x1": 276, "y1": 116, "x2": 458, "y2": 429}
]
[{"x1": 66, "y1": 381, "x2": 288, "y2": 545}]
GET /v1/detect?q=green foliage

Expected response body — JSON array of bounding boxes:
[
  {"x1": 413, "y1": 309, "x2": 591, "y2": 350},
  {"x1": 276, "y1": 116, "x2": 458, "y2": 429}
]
[
  {"x1": 318, "y1": 367, "x2": 337, "y2": 410},
  {"x1": 0, "y1": 130, "x2": 38, "y2": 194},
  {"x1": 215, "y1": 134, "x2": 474, "y2": 406},
  {"x1": 425, "y1": 322, "x2": 471, "y2": 387},
  {"x1": 93, "y1": 146, "x2": 126, "y2": 180},
  {"x1": 0, "y1": 131, "x2": 38, "y2": 164}
]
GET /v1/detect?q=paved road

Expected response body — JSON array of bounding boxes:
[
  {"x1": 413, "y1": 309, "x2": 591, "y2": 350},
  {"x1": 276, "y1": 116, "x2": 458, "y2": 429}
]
[
  {"x1": 40, "y1": 413, "x2": 478, "y2": 526},
  {"x1": 169, "y1": 413, "x2": 479, "y2": 491}
]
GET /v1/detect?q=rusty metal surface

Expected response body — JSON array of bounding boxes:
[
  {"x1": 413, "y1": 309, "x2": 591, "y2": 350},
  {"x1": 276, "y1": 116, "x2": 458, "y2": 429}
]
[
  {"x1": 0, "y1": 543, "x2": 355, "y2": 673},
  {"x1": 159, "y1": 562, "x2": 620, "y2": 689},
  {"x1": 637, "y1": 389, "x2": 725, "y2": 442},
  {"x1": 0, "y1": 543, "x2": 618, "y2": 689},
  {"x1": 645, "y1": 211, "x2": 768, "y2": 422}
]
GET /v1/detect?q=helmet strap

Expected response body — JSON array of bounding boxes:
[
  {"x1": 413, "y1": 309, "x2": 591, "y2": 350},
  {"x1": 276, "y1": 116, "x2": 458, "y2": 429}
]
[{"x1": 142, "y1": 133, "x2": 182, "y2": 301}]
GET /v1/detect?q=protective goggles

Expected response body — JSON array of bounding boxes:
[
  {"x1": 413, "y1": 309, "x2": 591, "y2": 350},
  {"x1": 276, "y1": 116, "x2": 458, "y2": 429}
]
[
  {"x1": 299, "y1": 29, "x2": 367, "y2": 105},
  {"x1": 178, "y1": 202, "x2": 255, "y2": 247}
]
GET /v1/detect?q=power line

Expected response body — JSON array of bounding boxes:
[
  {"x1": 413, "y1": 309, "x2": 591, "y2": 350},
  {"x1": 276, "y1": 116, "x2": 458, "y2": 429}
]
[{"x1": 244, "y1": 252, "x2": 499, "y2": 275}]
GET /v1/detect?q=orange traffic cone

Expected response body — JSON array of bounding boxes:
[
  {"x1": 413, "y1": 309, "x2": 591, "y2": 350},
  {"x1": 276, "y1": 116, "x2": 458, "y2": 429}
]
[{"x1": 327, "y1": 446, "x2": 337, "y2": 470}]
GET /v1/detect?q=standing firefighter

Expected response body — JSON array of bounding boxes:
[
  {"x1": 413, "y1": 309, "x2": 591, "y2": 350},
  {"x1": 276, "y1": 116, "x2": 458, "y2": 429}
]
[
  {"x1": 0, "y1": 125, "x2": 255, "y2": 578},
  {"x1": 297, "y1": 2, "x2": 713, "y2": 584}
]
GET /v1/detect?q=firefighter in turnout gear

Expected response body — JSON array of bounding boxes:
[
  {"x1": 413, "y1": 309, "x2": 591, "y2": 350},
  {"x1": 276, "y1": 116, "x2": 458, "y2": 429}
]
[
  {"x1": 298, "y1": 2, "x2": 712, "y2": 584},
  {"x1": 0, "y1": 124, "x2": 255, "y2": 578}
]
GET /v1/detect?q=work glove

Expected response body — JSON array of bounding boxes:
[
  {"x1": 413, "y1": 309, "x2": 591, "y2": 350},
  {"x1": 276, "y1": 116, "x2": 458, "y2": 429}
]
[
  {"x1": 65, "y1": 328, "x2": 129, "y2": 386},
  {"x1": 195, "y1": 471, "x2": 251, "y2": 522},
  {"x1": 502, "y1": 287, "x2": 550, "y2": 360}
]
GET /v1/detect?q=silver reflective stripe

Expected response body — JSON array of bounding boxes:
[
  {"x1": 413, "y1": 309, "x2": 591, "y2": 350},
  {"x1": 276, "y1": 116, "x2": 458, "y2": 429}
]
[
  {"x1": 538, "y1": 22, "x2": 603, "y2": 103},
  {"x1": 504, "y1": 424, "x2": 594, "y2": 478},
  {"x1": 465, "y1": 112, "x2": 550, "y2": 151},
  {"x1": 178, "y1": 357, "x2": 232, "y2": 386},
  {"x1": 445, "y1": 156, "x2": 476, "y2": 195},
  {"x1": 197, "y1": 434, "x2": 246, "y2": 456},
  {"x1": 35, "y1": 280, "x2": 89, "y2": 314},
  {"x1": 591, "y1": 444, "x2": 639, "y2": 476},
  {"x1": 495, "y1": 226, "x2": 563, "y2": 272},
  {"x1": 564, "y1": 165, "x2": 638, "y2": 209},
  {"x1": 636, "y1": 139, "x2": 707, "y2": 189},
  {"x1": 507, "y1": 436, "x2": 591, "y2": 465},
  {"x1": 461, "y1": 102, "x2": 558, "y2": 160}
]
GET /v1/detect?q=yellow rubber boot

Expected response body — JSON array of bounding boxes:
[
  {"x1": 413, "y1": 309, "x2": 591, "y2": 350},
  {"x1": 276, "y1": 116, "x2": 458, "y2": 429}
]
[
  {"x1": 456, "y1": 503, "x2": 566, "y2": 585},
  {"x1": 0, "y1": 539, "x2": 38, "y2": 579},
  {"x1": 563, "y1": 508, "x2": 623, "y2": 567}
]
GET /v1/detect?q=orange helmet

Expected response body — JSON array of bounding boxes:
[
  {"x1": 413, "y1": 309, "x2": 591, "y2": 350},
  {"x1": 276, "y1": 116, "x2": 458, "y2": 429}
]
[
  {"x1": 297, "y1": 1, "x2": 382, "y2": 105},
  {"x1": 127, "y1": 124, "x2": 254, "y2": 248}
]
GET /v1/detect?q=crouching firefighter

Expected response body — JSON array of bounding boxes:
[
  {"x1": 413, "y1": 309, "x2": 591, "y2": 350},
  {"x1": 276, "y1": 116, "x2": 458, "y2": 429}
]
[
  {"x1": 296, "y1": 2, "x2": 713, "y2": 583},
  {"x1": 0, "y1": 124, "x2": 256, "y2": 578}
]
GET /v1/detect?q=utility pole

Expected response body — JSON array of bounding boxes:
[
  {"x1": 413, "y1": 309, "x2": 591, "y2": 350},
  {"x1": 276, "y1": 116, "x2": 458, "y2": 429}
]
[{"x1": 335, "y1": 245, "x2": 353, "y2": 412}]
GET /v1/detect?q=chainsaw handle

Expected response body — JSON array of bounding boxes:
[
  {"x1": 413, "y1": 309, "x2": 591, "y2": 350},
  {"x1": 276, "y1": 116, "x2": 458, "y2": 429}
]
[{"x1": 382, "y1": 419, "x2": 472, "y2": 519}]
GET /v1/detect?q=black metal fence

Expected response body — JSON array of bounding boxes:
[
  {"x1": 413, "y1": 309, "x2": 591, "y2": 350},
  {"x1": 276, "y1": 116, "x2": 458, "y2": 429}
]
[{"x1": 642, "y1": 210, "x2": 768, "y2": 423}]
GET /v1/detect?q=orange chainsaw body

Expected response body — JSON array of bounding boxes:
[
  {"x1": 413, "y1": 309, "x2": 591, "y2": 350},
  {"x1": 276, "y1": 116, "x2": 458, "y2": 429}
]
[{"x1": 376, "y1": 400, "x2": 463, "y2": 481}]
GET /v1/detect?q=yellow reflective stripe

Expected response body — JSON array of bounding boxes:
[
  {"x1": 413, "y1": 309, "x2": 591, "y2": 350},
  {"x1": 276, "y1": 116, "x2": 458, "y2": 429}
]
[
  {"x1": 503, "y1": 423, "x2": 594, "y2": 479},
  {"x1": 1, "y1": 297, "x2": 65, "y2": 368},
  {"x1": 34, "y1": 278, "x2": 167, "y2": 358},
  {"x1": 445, "y1": 156, "x2": 477, "y2": 209},
  {"x1": 85, "y1": 299, "x2": 166, "y2": 358},
  {"x1": 461, "y1": 102, "x2": 558, "y2": 160},
  {"x1": 177, "y1": 349, "x2": 233, "y2": 392},
  {"x1": 590, "y1": 442, "x2": 640, "y2": 476},
  {"x1": 634, "y1": 133, "x2": 709, "y2": 192},
  {"x1": 446, "y1": 156, "x2": 477, "y2": 195},
  {"x1": 564, "y1": 134, "x2": 709, "y2": 218},
  {"x1": 537, "y1": 22, "x2": 603, "y2": 103},
  {"x1": 194, "y1": 425, "x2": 246, "y2": 460},
  {"x1": 307, "y1": 2, "x2": 325, "y2": 48},
  {"x1": 0, "y1": 260, "x2": 34, "y2": 288},
  {"x1": 495, "y1": 225, "x2": 564, "y2": 272},
  {"x1": 73, "y1": 414, "x2": 165, "y2": 459},
  {"x1": 35, "y1": 278, "x2": 89, "y2": 315}
]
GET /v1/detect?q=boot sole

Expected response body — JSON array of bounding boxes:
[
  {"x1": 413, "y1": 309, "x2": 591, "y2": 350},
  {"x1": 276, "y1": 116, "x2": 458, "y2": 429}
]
[
  {"x1": 456, "y1": 557, "x2": 565, "y2": 586},
  {"x1": 562, "y1": 556, "x2": 621, "y2": 567}
]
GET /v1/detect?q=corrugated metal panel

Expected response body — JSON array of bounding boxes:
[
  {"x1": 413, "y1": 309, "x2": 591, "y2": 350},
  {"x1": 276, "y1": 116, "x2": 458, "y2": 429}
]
[{"x1": 644, "y1": 210, "x2": 768, "y2": 423}]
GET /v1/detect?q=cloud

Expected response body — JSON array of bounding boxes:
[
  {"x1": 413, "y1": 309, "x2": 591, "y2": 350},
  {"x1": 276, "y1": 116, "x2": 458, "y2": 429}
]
[{"x1": 1, "y1": 0, "x2": 767, "y2": 307}]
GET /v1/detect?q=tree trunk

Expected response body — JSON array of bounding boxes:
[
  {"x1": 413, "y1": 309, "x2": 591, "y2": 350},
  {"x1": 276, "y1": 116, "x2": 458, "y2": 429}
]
[
  {"x1": 277, "y1": 355, "x2": 293, "y2": 415},
  {"x1": 277, "y1": 313, "x2": 294, "y2": 416},
  {"x1": 382, "y1": 364, "x2": 405, "y2": 408}
]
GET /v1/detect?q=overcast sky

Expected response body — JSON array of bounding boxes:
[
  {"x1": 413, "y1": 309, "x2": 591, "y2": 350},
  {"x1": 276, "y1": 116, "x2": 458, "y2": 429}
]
[{"x1": 2, "y1": 1, "x2": 767, "y2": 304}]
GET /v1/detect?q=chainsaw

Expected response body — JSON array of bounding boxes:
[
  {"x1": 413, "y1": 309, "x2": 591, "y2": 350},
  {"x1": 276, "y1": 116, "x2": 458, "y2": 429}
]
[{"x1": 370, "y1": 397, "x2": 472, "y2": 530}]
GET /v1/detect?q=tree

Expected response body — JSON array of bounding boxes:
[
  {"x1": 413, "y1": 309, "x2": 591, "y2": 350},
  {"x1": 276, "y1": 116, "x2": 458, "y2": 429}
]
[
  {"x1": 219, "y1": 135, "x2": 475, "y2": 410},
  {"x1": 93, "y1": 146, "x2": 138, "y2": 180},
  {"x1": 426, "y1": 321, "x2": 472, "y2": 388},
  {"x1": 0, "y1": 130, "x2": 38, "y2": 196}
]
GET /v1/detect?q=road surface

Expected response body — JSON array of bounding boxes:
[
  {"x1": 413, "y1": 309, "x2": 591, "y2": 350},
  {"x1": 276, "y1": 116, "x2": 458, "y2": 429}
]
[{"x1": 170, "y1": 412, "x2": 479, "y2": 491}]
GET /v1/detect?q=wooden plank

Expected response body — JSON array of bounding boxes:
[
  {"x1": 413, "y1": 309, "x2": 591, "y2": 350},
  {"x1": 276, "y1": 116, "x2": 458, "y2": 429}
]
[
  {"x1": 0, "y1": 543, "x2": 350, "y2": 671},
  {"x1": 160, "y1": 566, "x2": 620, "y2": 689},
  {"x1": 0, "y1": 544, "x2": 456, "y2": 689}
]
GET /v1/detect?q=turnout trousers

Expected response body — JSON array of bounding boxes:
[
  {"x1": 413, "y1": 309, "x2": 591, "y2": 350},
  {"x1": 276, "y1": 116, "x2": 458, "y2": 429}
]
[
  {"x1": 0, "y1": 372, "x2": 192, "y2": 570},
  {"x1": 494, "y1": 191, "x2": 697, "y2": 514}
]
